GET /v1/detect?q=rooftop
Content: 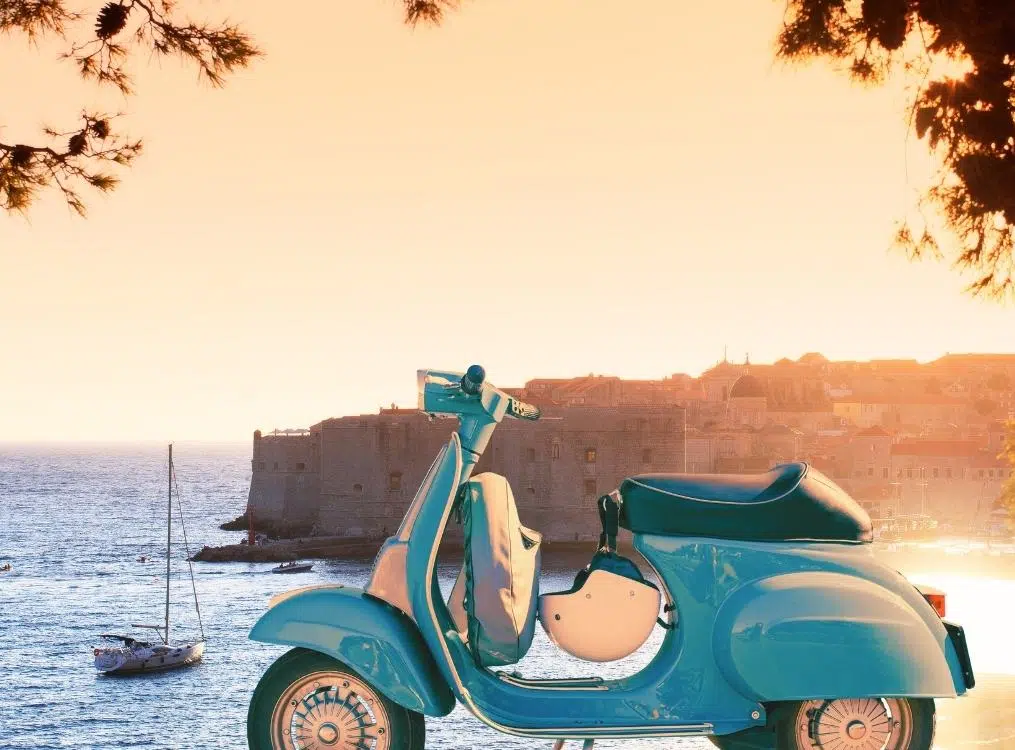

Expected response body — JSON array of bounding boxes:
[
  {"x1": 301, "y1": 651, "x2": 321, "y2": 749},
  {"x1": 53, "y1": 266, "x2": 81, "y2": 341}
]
[{"x1": 890, "y1": 440, "x2": 983, "y2": 458}]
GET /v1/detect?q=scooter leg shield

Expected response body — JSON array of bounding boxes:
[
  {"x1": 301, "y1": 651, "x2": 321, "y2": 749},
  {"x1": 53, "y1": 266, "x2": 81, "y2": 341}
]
[
  {"x1": 248, "y1": 584, "x2": 456, "y2": 717},
  {"x1": 712, "y1": 571, "x2": 964, "y2": 701}
]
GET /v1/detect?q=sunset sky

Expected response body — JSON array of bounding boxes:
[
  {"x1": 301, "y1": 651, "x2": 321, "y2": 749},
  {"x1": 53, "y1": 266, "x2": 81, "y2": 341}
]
[{"x1": 1, "y1": 0, "x2": 1012, "y2": 442}]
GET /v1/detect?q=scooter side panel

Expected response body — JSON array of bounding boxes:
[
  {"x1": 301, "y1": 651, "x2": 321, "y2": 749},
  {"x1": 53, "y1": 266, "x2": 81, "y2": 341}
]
[
  {"x1": 712, "y1": 570, "x2": 960, "y2": 700},
  {"x1": 249, "y1": 584, "x2": 456, "y2": 716}
]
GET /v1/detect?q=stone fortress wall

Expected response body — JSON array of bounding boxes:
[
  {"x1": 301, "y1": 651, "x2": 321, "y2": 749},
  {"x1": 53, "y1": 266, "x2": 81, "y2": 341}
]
[
  {"x1": 246, "y1": 353, "x2": 1015, "y2": 540},
  {"x1": 248, "y1": 405, "x2": 687, "y2": 542}
]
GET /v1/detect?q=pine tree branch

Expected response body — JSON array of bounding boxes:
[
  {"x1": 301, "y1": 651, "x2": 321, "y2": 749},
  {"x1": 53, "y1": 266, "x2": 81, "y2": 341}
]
[
  {"x1": 0, "y1": 113, "x2": 142, "y2": 215},
  {"x1": 1, "y1": 0, "x2": 258, "y2": 216}
]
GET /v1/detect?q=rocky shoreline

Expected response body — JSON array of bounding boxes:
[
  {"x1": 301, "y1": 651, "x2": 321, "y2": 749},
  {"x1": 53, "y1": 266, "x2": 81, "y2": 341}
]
[
  {"x1": 191, "y1": 534, "x2": 630, "y2": 564},
  {"x1": 192, "y1": 535, "x2": 388, "y2": 563},
  {"x1": 218, "y1": 512, "x2": 315, "y2": 539}
]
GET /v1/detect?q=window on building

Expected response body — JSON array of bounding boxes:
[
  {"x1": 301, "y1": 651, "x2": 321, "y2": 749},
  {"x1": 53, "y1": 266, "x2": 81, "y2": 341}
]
[
  {"x1": 526, "y1": 447, "x2": 536, "y2": 463},
  {"x1": 296, "y1": 462, "x2": 305, "y2": 471},
  {"x1": 978, "y1": 469, "x2": 985, "y2": 479},
  {"x1": 867, "y1": 467, "x2": 874, "y2": 477},
  {"x1": 527, "y1": 487, "x2": 535, "y2": 496},
  {"x1": 583, "y1": 479, "x2": 597, "y2": 497},
  {"x1": 551, "y1": 443, "x2": 560, "y2": 460},
  {"x1": 273, "y1": 462, "x2": 279, "y2": 471},
  {"x1": 882, "y1": 467, "x2": 889, "y2": 479},
  {"x1": 388, "y1": 472, "x2": 402, "y2": 491},
  {"x1": 585, "y1": 448, "x2": 597, "y2": 464},
  {"x1": 907, "y1": 468, "x2": 913, "y2": 479},
  {"x1": 642, "y1": 448, "x2": 652, "y2": 463},
  {"x1": 988, "y1": 470, "x2": 994, "y2": 479},
  {"x1": 933, "y1": 468, "x2": 939, "y2": 479},
  {"x1": 945, "y1": 468, "x2": 952, "y2": 479},
  {"x1": 353, "y1": 483, "x2": 363, "y2": 492}
]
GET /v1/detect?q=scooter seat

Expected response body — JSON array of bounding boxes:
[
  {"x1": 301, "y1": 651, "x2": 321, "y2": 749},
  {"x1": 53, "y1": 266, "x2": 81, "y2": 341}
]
[{"x1": 618, "y1": 462, "x2": 872, "y2": 543}]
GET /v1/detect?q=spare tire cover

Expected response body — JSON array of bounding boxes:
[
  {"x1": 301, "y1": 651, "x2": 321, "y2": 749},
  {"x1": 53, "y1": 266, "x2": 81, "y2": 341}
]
[{"x1": 448, "y1": 472, "x2": 541, "y2": 667}]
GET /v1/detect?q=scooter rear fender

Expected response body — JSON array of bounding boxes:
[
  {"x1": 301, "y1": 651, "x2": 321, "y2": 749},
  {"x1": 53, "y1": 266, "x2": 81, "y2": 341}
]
[
  {"x1": 249, "y1": 584, "x2": 456, "y2": 717},
  {"x1": 712, "y1": 570, "x2": 967, "y2": 701}
]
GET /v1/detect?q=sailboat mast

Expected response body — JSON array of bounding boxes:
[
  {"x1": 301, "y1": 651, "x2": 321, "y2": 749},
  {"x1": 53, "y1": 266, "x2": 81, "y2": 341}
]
[{"x1": 165, "y1": 443, "x2": 172, "y2": 644}]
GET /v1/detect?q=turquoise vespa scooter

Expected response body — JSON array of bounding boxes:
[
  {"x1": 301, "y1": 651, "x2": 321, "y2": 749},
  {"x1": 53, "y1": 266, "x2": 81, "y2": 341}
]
[{"x1": 247, "y1": 366, "x2": 975, "y2": 750}]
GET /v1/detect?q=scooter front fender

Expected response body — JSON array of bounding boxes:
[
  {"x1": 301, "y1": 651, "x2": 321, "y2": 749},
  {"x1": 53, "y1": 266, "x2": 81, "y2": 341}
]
[
  {"x1": 249, "y1": 584, "x2": 456, "y2": 717},
  {"x1": 713, "y1": 571, "x2": 965, "y2": 701}
]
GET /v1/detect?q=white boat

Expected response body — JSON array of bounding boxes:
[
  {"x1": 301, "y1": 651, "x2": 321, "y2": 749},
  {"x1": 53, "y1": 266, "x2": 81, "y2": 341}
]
[
  {"x1": 271, "y1": 561, "x2": 314, "y2": 574},
  {"x1": 94, "y1": 444, "x2": 206, "y2": 675},
  {"x1": 94, "y1": 635, "x2": 205, "y2": 673}
]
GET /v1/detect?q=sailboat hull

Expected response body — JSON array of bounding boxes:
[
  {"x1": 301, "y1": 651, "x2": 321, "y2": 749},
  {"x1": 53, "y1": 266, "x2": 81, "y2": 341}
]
[{"x1": 95, "y1": 640, "x2": 204, "y2": 675}]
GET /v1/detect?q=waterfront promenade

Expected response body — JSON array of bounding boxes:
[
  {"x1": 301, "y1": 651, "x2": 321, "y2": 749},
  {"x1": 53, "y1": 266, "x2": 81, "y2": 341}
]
[{"x1": 935, "y1": 675, "x2": 1015, "y2": 748}]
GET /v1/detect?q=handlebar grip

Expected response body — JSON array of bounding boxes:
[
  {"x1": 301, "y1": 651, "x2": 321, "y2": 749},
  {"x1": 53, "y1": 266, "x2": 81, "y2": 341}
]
[
  {"x1": 461, "y1": 364, "x2": 486, "y2": 395},
  {"x1": 507, "y1": 397, "x2": 541, "y2": 421}
]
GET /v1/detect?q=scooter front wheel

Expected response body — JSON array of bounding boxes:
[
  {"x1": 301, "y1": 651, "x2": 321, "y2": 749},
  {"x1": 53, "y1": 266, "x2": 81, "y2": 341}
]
[
  {"x1": 247, "y1": 647, "x2": 425, "y2": 750},
  {"x1": 711, "y1": 697, "x2": 935, "y2": 750}
]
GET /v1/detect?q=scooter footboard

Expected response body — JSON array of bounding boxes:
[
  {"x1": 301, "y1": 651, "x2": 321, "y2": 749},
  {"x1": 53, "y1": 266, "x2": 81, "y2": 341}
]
[
  {"x1": 249, "y1": 584, "x2": 456, "y2": 716},
  {"x1": 712, "y1": 571, "x2": 964, "y2": 701}
]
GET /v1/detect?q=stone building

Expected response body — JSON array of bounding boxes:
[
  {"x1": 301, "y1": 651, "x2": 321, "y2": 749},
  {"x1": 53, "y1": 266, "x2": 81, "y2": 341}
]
[
  {"x1": 247, "y1": 405, "x2": 687, "y2": 542},
  {"x1": 248, "y1": 430, "x2": 321, "y2": 531},
  {"x1": 245, "y1": 352, "x2": 1014, "y2": 537}
]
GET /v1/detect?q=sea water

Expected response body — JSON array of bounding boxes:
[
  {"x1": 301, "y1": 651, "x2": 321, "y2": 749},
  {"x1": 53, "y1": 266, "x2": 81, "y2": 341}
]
[{"x1": 1, "y1": 443, "x2": 1012, "y2": 749}]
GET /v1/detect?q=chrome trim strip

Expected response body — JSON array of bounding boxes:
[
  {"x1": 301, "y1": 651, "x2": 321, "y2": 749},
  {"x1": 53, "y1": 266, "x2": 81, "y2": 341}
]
[
  {"x1": 625, "y1": 462, "x2": 808, "y2": 506},
  {"x1": 497, "y1": 673, "x2": 608, "y2": 691}
]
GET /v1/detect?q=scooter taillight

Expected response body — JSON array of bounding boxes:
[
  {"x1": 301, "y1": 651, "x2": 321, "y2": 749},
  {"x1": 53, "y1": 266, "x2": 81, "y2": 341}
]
[{"x1": 922, "y1": 591, "x2": 946, "y2": 618}]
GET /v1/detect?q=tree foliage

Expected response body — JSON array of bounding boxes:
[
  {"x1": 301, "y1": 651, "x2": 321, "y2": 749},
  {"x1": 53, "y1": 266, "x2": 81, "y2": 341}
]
[
  {"x1": 1, "y1": 0, "x2": 260, "y2": 215},
  {"x1": 776, "y1": 0, "x2": 1015, "y2": 300}
]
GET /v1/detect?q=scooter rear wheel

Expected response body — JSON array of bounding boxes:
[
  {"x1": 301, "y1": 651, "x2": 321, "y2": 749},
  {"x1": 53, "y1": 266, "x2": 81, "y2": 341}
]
[
  {"x1": 247, "y1": 647, "x2": 425, "y2": 750},
  {"x1": 710, "y1": 698, "x2": 935, "y2": 750}
]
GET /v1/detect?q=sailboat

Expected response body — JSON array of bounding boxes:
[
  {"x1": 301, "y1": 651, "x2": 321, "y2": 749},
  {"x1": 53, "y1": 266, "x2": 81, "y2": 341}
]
[{"x1": 93, "y1": 444, "x2": 206, "y2": 675}]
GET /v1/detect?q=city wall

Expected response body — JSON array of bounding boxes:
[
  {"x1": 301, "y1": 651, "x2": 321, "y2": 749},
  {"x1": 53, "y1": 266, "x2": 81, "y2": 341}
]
[{"x1": 246, "y1": 406, "x2": 687, "y2": 542}]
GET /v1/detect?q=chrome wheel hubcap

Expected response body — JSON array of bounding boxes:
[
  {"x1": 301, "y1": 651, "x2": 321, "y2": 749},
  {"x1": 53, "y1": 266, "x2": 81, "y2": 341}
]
[
  {"x1": 797, "y1": 698, "x2": 913, "y2": 750},
  {"x1": 271, "y1": 671, "x2": 390, "y2": 750}
]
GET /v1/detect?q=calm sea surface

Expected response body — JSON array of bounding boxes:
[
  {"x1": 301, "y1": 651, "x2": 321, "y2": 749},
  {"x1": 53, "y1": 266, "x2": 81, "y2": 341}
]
[{"x1": 1, "y1": 443, "x2": 1013, "y2": 749}]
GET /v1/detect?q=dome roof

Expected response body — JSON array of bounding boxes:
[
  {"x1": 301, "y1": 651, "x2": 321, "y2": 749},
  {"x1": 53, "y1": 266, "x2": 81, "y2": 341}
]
[
  {"x1": 798, "y1": 352, "x2": 829, "y2": 365},
  {"x1": 729, "y1": 374, "x2": 766, "y2": 399}
]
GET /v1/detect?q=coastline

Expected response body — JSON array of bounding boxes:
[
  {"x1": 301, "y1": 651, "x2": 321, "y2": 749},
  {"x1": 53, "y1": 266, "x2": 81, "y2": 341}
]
[
  {"x1": 193, "y1": 528, "x2": 1015, "y2": 575},
  {"x1": 191, "y1": 535, "x2": 622, "y2": 563}
]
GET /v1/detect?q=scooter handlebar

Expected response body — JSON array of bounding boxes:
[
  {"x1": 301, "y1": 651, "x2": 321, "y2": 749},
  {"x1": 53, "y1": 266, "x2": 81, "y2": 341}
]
[{"x1": 417, "y1": 366, "x2": 541, "y2": 422}]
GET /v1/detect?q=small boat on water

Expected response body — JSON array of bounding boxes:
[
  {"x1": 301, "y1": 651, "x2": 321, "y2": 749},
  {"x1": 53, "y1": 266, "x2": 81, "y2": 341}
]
[
  {"x1": 0, "y1": 563, "x2": 11, "y2": 573},
  {"x1": 94, "y1": 444, "x2": 206, "y2": 676},
  {"x1": 272, "y1": 561, "x2": 313, "y2": 574},
  {"x1": 94, "y1": 635, "x2": 204, "y2": 674}
]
